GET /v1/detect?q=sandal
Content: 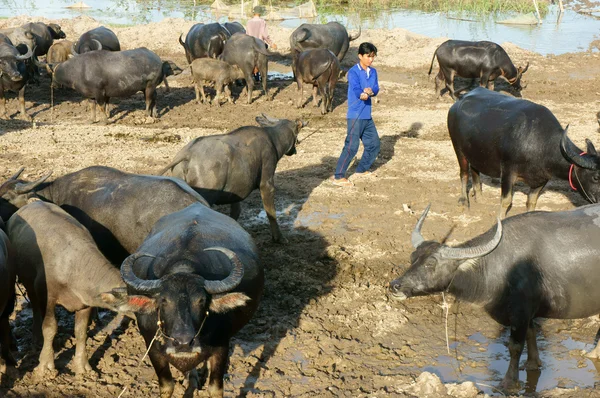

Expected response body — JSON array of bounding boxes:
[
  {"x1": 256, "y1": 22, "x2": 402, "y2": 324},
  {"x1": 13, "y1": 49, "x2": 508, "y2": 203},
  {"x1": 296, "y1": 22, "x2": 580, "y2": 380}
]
[
  {"x1": 353, "y1": 171, "x2": 374, "y2": 178},
  {"x1": 330, "y1": 177, "x2": 353, "y2": 187}
]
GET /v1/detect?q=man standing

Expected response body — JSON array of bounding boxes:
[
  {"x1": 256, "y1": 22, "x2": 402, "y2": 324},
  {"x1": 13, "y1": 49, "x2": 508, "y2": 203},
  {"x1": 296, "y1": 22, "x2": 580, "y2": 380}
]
[
  {"x1": 246, "y1": 5, "x2": 277, "y2": 82},
  {"x1": 331, "y1": 42, "x2": 380, "y2": 187}
]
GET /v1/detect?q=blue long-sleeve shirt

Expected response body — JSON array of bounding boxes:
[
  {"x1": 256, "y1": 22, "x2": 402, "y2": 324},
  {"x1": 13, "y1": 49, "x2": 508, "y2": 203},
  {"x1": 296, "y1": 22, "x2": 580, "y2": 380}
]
[{"x1": 347, "y1": 63, "x2": 379, "y2": 120}]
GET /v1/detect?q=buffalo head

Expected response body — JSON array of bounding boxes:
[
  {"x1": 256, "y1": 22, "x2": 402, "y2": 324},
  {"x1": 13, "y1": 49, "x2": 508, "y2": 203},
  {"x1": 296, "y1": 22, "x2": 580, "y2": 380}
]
[
  {"x1": 162, "y1": 60, "x2": 182, "y2": 77},
  {"x1": 255, "y1": 114, "x2": 307, "y2": 156},
  {"x1": 561, "y1": 128, "x2": 600, "y2": 203},
  {"x1": 0, "y1": 44, "x2": 33, "y2": 81},
  {"x1": 0, "y1": 168, "x2": 52, "y2": 220},
  {"x1": 389, "y1": 205, "x2": 502, "y2": 301},
  {"x1": 47, "y1": 23, "x2": 66, "y2": 39},
  {"x1": 101, "y1": 247, "x2": 250, "y2": 371},
  {"x1": 510, "y1": 62, "x2": 529, "y2": 91}
]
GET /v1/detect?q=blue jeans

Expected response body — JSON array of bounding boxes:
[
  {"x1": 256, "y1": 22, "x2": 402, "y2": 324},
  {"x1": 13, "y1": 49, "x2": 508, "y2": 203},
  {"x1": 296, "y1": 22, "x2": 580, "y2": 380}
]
[{"x1": 334, "y1": 118, "x2": 380, "y2": 179}]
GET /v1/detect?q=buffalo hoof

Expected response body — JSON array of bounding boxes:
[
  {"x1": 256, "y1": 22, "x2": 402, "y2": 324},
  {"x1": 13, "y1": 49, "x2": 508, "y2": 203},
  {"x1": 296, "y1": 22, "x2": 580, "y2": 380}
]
[
  {"x1": 144, "y1": 116, "x2": 156, "y2": 124},
  {"x1": 74, "y1": 360, "x2": 93, "y2": 375},
  {"x1": 458, "y1": 197, "x2": 469, "y2": 207},
  {"x1": 499, "y1": 377, "x2": 520, "y2": 393},
  {"x1": 585, "y1": 347, "x2": 600, "y2": 359},
  {"x1": 19, "y1": 113, "x2": 32, "y2": 122},
  {"x1": 522, "y1": 358, "x2": 542, "y2": 370},
  {"x1": 33, "y1": 364, "x2": 58, "y2": 380}
]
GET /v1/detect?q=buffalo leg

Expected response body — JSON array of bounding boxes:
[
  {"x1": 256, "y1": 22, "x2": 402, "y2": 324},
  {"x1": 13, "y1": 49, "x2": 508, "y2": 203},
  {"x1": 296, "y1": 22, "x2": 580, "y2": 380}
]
[
  {"x1": 526, "y1": 182, "x2": 547, "y2": 212},
  {"x1": 501, "y1": 322, "x2": 527, "y2": 391},
  {"x1": 230, "y1": 202, "x2": 241, "y2": 220},
  {"x1": 262, "y1": 65, "x2": 269, "y2": 101},
  {"x1": 441, "y1": 68, "x2": 456, "y2": 99},
  {"x1": 90, "y1": 99, "x2": 97, "y2": 123},
  {"x1": 97, "y1": 97, "x2": 109, "y2": 125},
  {"x1": 470, "y1": 167, "x2": 482, "y2": 201},
  {"x1": 295, "y1": 79, "x2": 304, "y2": 109},
  {"x1": 260, "y1": 175, "x2": 283, "y2": 242},
  {"x1": 34, "y1": 302, "x2": 58, "y2": 378},
  {"x1": 163, "y1": 77, "x2": 170, "y2": 93},
  {"x1": 207, "y1": 345, "x2": 229, "y2": 398},
  {"x1": 245, "y1": 73, "x2": 254, "y2": 105},
  {"x1": 312, "y1": 85, "x2": 319, "y2": 108},
  {"x1": 145, "y1": 86, "x2": 158, "y2": 118},
  {"x1": 148, "y1": 345, "x2": 174, "y2": 398},
  {"x1": 194, "y1": 83, "x2": 202, "y2": 104},
  {"x1": 585, "y1": 329, "x2": 600, "y2": 358},
  {"x1": 457, "y1": 155, "x2": 470, "y2": 208},
  {"x1": 500, "y1": 172, "x2": 517, "y2": 218},
  {"x1": 224, "y1": 84, "x2": 233, "y2": 104},
  {"x1": 73, "y1": 307, "x2": 93, "y2": 374},
  {"x1": 434, "y1": 70, "x2": 444, "y2": 97},
  {"x1": 523, "y1": 321, "x2": 542, "y2": 370},
  {"x1": 18, "y1": 86, "x2": 31, "y2": 121},
  {"x1": 0, "y1": 298, "x2": 16, "y2": 366}
]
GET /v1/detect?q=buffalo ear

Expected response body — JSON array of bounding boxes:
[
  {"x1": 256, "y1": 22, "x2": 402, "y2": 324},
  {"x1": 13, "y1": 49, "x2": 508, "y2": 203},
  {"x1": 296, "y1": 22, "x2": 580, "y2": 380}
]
[
  {"x1": 209, "y1": 292, "x2": 250, "y2": 313},
  {"x1": 100, "y1": 288, "x2": 156, "y2": 314},
  {"x1": 296, "y1": 119, "x2": 308, "y2": 129},
  {"x1": 586, "y1": 139, "x2": 598, "y2": 156}
]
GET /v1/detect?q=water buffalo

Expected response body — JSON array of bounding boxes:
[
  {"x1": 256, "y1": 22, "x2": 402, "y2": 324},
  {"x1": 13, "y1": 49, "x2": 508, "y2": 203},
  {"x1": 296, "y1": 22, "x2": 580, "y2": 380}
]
[
  {"x1": 190, "y1": 57, "x2": 245, "y2": 106},
  {"x1": 72, "y1": 26, "x2": 120, "y2": 54},
  {"x1": 45, "y1": 39, "x2": 72, "y2": 75},
  {"x1": 389, "y1": 204, "x2": 600, "y2": 391},
  {"x1": 179, "y1": 22, "x2": 245, "y2": 63},
  {"x1": 7, "y1": 201, "x2": 126, "y2": 377},
  {"x1": 429, "y1": 40, "x2": 529, "y2": 99},
  {"x1": 0, "y1": 217, "x2": 16, "y2": 375},
  {"x1": 101, "y1": 203, "x2": 264, "y2": 398},
  {"x1": 159, "y1": 114, "x2": 306, "y2": 242},
  {"x1": 0, "y1": 22, "x2": 65, "y2": 56},
  {"x1": 0, "y1": 42, "x2": 34, "y2": 120},
  {"x1": 221, "y1": 33, "x2": 275, "y2": 104},
  {"x1": 0, "y1": 166, "x2": 208, "y2": 265},
  {"x1": 46, "y1": 48, "x2": 179, "y2": 123},
  {"x1": 448, "y1": 87, "x2": 600, "y2": 217},
  {"x1": 293, "y1": 48, "x2": 341, "y2": 114},
  {"x1": 289, "y1": 22, "x2": 361, "y2": 64}
]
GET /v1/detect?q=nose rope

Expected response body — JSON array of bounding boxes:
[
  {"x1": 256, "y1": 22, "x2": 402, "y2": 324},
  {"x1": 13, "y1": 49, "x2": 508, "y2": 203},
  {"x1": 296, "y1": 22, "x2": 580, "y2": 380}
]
[
  {"x1": 156, "y1": 307, "x2": 209, "y2": 345},
  {"x1": 573, "y1": 166, "x2": 594, "y2": 203}
]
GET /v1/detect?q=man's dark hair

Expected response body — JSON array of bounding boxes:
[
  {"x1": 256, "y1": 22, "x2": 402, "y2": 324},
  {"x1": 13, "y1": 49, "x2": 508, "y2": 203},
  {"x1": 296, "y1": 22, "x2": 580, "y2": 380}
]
[{"x1": 358, "y1": 42, "x2": 377, "y2": 56}]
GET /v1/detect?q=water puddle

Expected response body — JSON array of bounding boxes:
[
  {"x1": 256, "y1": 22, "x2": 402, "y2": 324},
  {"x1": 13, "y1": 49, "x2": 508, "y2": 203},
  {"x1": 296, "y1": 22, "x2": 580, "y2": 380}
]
[
  {"x1": 427, "y1": 329, "x2": 600, "y2": 395},
  {"x1": 1, "y1": 1, "x2": 598, "y2": 55},
  {"x1": 267, "y1": 71, "x2": 294, "y2": 82}
]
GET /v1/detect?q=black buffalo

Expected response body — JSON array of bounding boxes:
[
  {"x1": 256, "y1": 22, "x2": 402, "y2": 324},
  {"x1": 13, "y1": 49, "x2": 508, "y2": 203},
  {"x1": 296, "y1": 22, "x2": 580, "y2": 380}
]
[
  {"x1": 0, "y1": 22, "x2": 65, "y2": 56},
  {"x1": 0, "y1": 166, "x2": 208, "y2": 265},
  {"x1": 293, "y1": 48, "x2": 341, "y2": 114},
  {"x1": 159, "y1": 114, "x2": 306, "y2": 242},
  {"x1": 429, "y1": 40, "x2": 529, "y2": 99},
  {"x1": 7, "y1": 201, "x2": 126, "y2": 377},
  {"x1": 179, "y1": 22, "x2": 245, "y2": 63},
  {"x1": 390, "y1": 204, "x2": 600, "y2": 391},
  {"x1": 72, "y1": 26, "x2": 120, "y2": 54},
  {"x1": 448, "y1": 87, "x2": 600, "y2": 217},
  {"x1": 46, "y1": 48, "x2": 179, "y2": 123},
  {"x1": 220, "y1": 33, "x2": 275, "y2": 104},
  {"x1": 101, "y1": 203, "x2": 263, "y2": 398},
  {"x1": 0, "y1": 216, "x2": 16, "y2": 374},
  {"x1": 0, "y1": 42, "x2": 34, "y2": 120},
  {"x1": 289, "y1": 22, "x2": 361, "y2": 65}
]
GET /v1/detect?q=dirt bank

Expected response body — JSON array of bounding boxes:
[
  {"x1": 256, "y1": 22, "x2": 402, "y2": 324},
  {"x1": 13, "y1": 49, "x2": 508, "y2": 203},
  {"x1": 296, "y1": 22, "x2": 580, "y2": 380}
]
[{"x1": 1, "y1": 14, "x2": 600, "y2": 398}]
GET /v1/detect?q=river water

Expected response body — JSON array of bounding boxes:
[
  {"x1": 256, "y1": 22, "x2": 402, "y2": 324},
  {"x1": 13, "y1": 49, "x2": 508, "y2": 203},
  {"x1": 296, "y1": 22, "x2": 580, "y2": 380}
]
[{"x1": 1, "y1": 1, "x2": 598, "y2": 55}]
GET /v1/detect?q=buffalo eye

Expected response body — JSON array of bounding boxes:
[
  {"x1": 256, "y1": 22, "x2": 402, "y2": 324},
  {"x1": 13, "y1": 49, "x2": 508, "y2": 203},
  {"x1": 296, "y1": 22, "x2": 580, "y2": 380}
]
[{"x1": 593, "y1": 175, "x2": 600, "y2": 183}]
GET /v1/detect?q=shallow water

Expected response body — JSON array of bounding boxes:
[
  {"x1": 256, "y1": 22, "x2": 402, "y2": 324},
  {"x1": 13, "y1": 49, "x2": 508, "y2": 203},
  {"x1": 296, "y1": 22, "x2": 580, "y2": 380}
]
[{"x1": 1, "y1": 1, "x2": 599, "y2": 55}]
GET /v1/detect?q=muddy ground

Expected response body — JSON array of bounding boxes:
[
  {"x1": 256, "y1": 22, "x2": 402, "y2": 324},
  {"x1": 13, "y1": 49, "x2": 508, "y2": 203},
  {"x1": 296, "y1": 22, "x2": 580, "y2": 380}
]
[{"x1": 1, "y1": 14, "x2": 600, "y2": 398}]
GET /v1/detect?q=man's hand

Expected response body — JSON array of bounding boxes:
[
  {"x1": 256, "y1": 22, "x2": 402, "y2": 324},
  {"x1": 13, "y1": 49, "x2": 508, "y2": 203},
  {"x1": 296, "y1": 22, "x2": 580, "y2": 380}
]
[
  {"x1": 360, "y1": 92, "x2": 369, "y2": 100},
  {"x1": 364, "y1": 87, "x2": 374, "y2": 96}
]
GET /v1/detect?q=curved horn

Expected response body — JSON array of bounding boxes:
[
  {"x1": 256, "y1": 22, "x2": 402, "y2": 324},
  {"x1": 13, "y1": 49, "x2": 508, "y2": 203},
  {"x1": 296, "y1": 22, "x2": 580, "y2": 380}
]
[
  {"x1": 91, "y1": 39, "x2": 102, "y2": 51},
  {"x1": 10, "y1": 167, "x2": 24, "y2": 180},
  {"x1": 15, "y1": 45, "x2": 33, "y2": 60},
  {"x1": 349, "y1": 26, "x2": 361, "y2": 41},
  {"x1": 71, "y1": 41, "x2": 79, "y2": 56},
  {"x1": 120, "y1": 252, "x2": 163, "y2": 293},
  {"x1": 411, "y1": 204, "x2": 431, "y2": 248},
  {"x1": 14, "y1": 171, "x2": 52, "y2": 194},
  {"x1": 438, "y1": 219, "x2": 503, "y2": 260},
  {"x1": 520, "y1": 62, "x2": 529, "y2": 74},
  {"x1": 561, "y1": 126, "x2": 598, "y2": 169},
  {"x1": 203, "y1": 247, "x2": 244, "y2": 294}
]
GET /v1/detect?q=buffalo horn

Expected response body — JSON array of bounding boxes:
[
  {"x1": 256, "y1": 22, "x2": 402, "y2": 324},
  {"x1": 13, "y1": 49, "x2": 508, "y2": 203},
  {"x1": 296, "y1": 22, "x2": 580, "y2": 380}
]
[
  {"x1": 92, "y1": 39, "x2": 102, "y2": 51},
  {"x1": 15, "y1": 45, "x2": 33, "y2": 60},
  {"x1": 438, "y1": 219, "x2": 503, "y2": 260},
  {"x1": 14, "y1": 171, "x2": 52, "y2": 194},
  {"x1": 560, "y1": 127, "x2": 598, "y2": 170},
  {"x1": 71, "y1": 41, "x2": 78, "y2": 56},
  {"x1": 520, "y1": 62, "x2": 529, "y2": 74},
  {"x1": 120, "y1": 252, "x2": 163, "y2": 293},
  {"x1": 411, "y1": 204, "x2": 431, "y2": 248},
  {"x1": 203, "y1": 247, "x2": 244, "y2": 294},
  {"x1": 10, "y1": 167, "x2": 25, "y2": 180}
]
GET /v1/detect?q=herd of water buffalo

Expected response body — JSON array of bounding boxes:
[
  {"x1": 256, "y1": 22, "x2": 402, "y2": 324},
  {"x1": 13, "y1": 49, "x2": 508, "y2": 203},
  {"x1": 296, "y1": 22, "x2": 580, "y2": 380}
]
[{"x1": 1, "y1": 16, "x2": 600, "y2": 397}]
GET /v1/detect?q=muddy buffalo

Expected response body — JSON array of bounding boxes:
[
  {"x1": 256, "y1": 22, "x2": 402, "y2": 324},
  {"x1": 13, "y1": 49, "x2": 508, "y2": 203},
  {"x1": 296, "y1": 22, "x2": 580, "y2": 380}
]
[
  {"x1": 46, "y1": 48, "x2": 179, "y2": 123},
  {"x1": 101, "y1": 203, "x2": 264, "y2": 398},
  {"x1": 293, "y1": 48, "x2": 341, "y2": 114},
  {"x1": 190, "y1": 57, "x2": 245, "y2": 106},
  {"x1": 179, "y1": 22, "x2": 245, "y2": 63},
  {"x1": 159, "y1": 114, "x2": 306, "y2": 242},
  {"x1": 290, "y1": 22, "x2": 361, "y2": 65},
  {"x1": 390, "y1": 204, "x2": 600, "y2": 391},
  {"x1": 72, "y1": 26, "x2": 120, "y2": 54},
  {"x1": 7, "y1": 201, "x2": 126, "y2": 377},
  {"x1": 0, "y1": 22, "x2": 65, "y2": 56},
  {"x1": 448, "y1": 87, "x2": 600, "y2": 217},
  {"x1": 0, "y1": 42, "x2": 34, "y2": 120},
  {"x1": 429, "y1": 39, "x2": 529, "y2": 99}
]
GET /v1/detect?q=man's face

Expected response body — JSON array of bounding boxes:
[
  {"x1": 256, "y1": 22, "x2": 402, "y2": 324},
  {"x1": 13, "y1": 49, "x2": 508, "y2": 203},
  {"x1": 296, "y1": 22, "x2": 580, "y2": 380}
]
[{"x1": 359, "y1": 52, "x2": 376, "y2": 68}]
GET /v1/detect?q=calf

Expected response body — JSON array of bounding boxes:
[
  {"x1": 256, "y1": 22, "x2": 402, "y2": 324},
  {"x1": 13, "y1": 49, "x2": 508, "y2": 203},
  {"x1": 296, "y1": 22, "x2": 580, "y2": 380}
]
[
  {"x1": 190, "y1": 57, "x2": 244, "y2": 106},
  {"x1": 448, "y1": 87, "x2": 600, "y2": 217},
  {"x1": 429, "y1": 40, "x2": 529, "y2": 99},
  {"x1": 7, "y1": 201, "x2": 126, "y2": 377},
  {"x1": 159, "y1": 114, "x2": 306, "y2": 242},
  {"x1": 293, "y1": 48, "x2": 340, "y2": 114},
  {"x1": 390, "y1": 204, "x2": 600, "y2": 391},
  {"x1": 0, "y1": 217, "x2": 16, "y2": 375}
]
